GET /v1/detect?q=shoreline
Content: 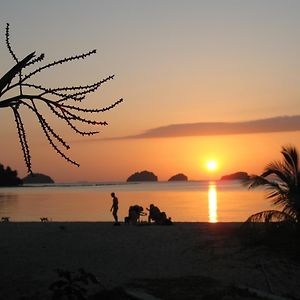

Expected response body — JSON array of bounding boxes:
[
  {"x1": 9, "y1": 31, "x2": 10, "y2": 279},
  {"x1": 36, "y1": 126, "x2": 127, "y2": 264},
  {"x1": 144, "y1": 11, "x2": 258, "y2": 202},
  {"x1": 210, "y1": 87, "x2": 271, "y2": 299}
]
[
  {"x1": 0, "y1": 221, "x2": 245, "y2": 223},
  {"x1": 0, "y1": 180, "x2": 267, "y2": 223}
]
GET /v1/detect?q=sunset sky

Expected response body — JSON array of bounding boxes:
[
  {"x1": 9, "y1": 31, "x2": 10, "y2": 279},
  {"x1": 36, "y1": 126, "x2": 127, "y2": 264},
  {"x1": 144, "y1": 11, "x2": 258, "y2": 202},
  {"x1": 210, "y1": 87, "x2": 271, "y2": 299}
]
[{"x1": 1, "y1": 1, "x2": 300, "y2": 182}]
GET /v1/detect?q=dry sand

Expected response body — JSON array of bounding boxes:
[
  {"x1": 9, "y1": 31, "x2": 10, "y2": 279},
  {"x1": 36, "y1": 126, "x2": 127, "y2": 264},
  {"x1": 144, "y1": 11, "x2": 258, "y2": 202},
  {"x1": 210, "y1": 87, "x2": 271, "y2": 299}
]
[{"x1": 0, "y1": 222, "x2": 299, "y2": 299}]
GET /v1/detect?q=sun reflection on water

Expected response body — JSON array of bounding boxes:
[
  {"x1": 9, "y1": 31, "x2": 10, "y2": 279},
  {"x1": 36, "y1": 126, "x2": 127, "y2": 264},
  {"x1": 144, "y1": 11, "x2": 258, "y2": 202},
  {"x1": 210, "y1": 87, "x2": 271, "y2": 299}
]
[{"x1": 208, "y1": 182, "x2": 218, "y2": 223}]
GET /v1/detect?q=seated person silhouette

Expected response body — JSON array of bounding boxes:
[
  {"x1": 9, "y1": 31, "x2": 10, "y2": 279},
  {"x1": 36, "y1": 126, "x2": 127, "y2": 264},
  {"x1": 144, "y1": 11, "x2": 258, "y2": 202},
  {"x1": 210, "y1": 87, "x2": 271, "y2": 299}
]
[
  {"x1": 147, "y1": 204, "x2": 160, "y2": 223},
  {"x1": 125, "y1": 205, "x2": 146, "y2": 224},
  {"x1": 147, "y1": 204, "x2": 172, "y2": 225}
]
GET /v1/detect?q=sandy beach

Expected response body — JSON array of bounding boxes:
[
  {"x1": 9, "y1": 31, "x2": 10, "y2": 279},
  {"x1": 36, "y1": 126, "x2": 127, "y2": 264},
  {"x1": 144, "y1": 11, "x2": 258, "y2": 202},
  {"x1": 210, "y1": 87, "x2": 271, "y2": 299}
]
[{"x1": 0, "y1": 222, "x2": 299, "y2": 299}]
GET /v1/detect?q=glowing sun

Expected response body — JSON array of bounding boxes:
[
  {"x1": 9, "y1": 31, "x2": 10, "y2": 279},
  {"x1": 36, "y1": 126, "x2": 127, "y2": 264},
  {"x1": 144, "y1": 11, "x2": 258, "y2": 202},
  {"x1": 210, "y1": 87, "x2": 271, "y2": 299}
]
[{"x1": 207, "y1": 160, "x2": 218, "y2": 171}]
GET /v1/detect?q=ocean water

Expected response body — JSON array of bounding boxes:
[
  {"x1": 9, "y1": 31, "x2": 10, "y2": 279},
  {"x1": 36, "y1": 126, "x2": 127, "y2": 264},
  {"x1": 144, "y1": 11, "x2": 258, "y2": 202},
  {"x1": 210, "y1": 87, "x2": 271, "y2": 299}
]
[{"x1": 0, "y1": 181, "x2": 272, "y2": 222}]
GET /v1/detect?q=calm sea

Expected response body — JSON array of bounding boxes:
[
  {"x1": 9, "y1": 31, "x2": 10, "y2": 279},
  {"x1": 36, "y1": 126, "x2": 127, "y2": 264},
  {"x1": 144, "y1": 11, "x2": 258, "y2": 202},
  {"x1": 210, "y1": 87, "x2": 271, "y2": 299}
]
[{"x1": 0, "y1": 181, "x2": 272, "y2": 222}]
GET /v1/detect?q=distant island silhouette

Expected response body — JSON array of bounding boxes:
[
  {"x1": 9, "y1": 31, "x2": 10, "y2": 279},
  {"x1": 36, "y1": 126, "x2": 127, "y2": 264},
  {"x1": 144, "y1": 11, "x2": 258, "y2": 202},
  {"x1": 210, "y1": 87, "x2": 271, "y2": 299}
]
[
  {"x1": 23, "y1": 173, "x2": 55, "y2": 184},
  {"x1": 220, "y1": 172, "x2": 249, "y2": 181},
  {"x1": 0, "y1": 163, "x2": 22, "y2": 186},
  {"x1": 127, "y1": 170, "x2": 158, "y2": 182},
  {"x1": 168, "y1": 173, "x2": 188, "y2": 181}
]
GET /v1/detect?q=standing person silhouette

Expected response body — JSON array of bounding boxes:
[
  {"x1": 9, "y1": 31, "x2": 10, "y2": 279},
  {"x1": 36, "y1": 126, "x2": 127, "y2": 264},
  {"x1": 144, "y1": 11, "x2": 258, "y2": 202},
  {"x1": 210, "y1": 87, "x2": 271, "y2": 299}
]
[{"x1": 110, "y1": 192, "x2": 119, "y2": 225}]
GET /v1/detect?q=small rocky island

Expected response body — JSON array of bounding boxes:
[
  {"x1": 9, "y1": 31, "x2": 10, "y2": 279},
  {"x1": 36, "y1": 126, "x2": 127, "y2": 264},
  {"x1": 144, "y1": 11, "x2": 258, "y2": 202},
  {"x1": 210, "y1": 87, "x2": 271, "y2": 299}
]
[
  {"x1": 168, "y1": 173, "x2": 188, "y2": 181},
  {"x1": 220, "y1": 172, "x2": 249, "y2": 181},
  {"x1": 127, "y1": 170, "x2": 158, "y2": 182},
  {"x1": 22, "y1": 173, "x2": 55, "y2": 184}
]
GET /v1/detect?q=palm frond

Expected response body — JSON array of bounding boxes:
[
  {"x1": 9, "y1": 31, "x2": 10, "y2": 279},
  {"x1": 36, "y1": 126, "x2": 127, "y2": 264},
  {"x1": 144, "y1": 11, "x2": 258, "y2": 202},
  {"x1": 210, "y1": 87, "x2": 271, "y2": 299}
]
[
  {"x1": 262, "y1": 161, "x2": 292, "y2": 185},
  {"x1": 269, "y1": 194, "x2": 292, "y2": 213},
  {"x1": 246, "y1": 175, "x2": 270, "y2": 189},
  {"x1": 245, "y1": 145, "x2": 300, "y2": 225},
  {"x1": 245, "y1": 210, "x2": 295, "y2": 223},
  {"x1": 282, "y1": 205, "x2": 296, "y2": 217},
  {"x1": 281, "y1": 145, "x2": 299, "y2": 178}
]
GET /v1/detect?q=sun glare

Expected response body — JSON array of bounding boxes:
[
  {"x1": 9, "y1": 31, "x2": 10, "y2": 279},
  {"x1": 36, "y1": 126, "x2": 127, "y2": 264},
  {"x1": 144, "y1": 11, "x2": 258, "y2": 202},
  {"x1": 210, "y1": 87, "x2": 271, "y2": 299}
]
[{"x1": 207, "y1": 160, "x2": 218, "y2": 171}]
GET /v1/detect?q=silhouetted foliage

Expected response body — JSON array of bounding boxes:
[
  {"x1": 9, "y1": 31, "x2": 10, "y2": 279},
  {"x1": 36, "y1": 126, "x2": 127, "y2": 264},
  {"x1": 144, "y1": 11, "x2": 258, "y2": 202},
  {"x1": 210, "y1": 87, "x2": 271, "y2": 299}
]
[
  {"x1": 245, "y1": 145, "x2": 300, "y2": 231},
  {"x1": 0, "y1": 24, "x2": 123, "y2": 173},
  {"x1": 49, "y1": 268, "x2": 134, "y2": 300},
  {"x1": 49, "y1": 268, "x2": 101, "y2": 300},
  {"x1": 0, "y1": 163, "x2": 22, "y2": 186}
]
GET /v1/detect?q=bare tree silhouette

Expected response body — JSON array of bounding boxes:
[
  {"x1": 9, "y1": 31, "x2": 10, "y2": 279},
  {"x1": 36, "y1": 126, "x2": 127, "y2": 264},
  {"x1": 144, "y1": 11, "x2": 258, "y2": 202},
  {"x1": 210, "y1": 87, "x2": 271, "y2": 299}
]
[{"x1": 0, "y1": 24, "x2": 123, "y2": 173}]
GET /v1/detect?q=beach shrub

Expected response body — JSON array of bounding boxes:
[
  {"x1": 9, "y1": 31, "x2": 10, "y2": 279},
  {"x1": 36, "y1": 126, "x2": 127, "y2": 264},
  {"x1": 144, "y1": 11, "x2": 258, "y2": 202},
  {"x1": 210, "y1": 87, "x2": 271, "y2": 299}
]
[
  {"x1": 49, "y1": 268, "x2": 100, "y2": 300},
  {"x1": 0, "y1": 163, "x2": 22, "y2": 186},
  {"x1": 49, "y1": 268, "x2": 134, "y2": 300},
  {"x1": 0, "y1": 24, "x2": 123, "y2": 174},
  {"x1": 245, "y1": 145, "x2": 300, "y2": 232}
]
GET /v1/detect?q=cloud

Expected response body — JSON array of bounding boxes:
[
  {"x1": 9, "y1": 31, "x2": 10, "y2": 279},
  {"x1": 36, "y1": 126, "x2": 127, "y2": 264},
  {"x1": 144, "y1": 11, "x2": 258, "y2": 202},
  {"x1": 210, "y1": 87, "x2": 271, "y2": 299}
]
[{"x1": 106, "y1": 115, "x2": 300, "y2": 140}]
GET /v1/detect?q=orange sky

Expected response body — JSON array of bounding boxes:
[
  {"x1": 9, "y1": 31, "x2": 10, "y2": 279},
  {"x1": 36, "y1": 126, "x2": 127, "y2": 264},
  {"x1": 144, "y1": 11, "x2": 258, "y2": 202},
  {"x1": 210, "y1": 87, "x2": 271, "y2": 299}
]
[{"x1": 1, "y1": 1, "x2": 300, "y2": 182}]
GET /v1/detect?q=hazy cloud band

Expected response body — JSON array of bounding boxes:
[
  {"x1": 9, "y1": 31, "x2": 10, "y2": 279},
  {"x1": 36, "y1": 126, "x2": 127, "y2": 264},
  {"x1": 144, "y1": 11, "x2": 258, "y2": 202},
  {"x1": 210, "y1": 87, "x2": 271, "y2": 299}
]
[{"x1": 108, "y1": 115, "x2": 300, "y2": 140}]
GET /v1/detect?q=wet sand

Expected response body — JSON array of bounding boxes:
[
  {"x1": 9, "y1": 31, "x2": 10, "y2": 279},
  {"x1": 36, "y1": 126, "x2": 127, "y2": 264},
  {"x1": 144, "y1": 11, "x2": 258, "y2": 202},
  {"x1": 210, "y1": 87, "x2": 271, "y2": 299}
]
[{"x1": 0, "y1": 222, "x2": 299, "y2": 299}]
